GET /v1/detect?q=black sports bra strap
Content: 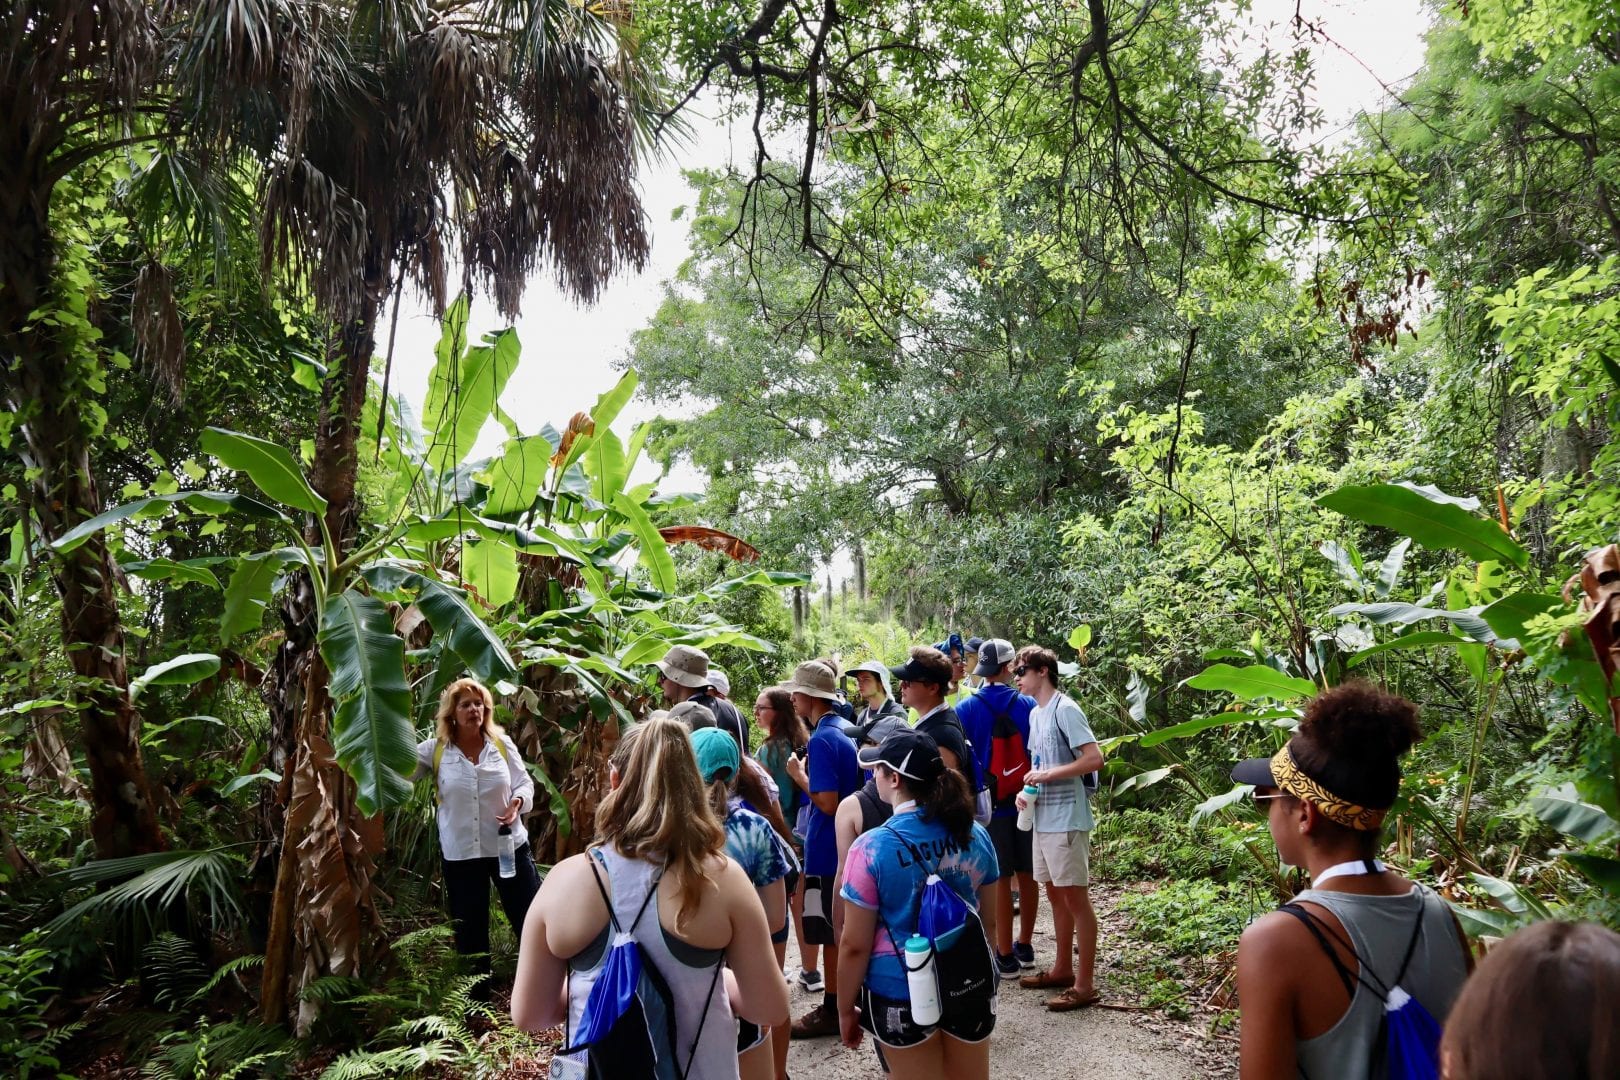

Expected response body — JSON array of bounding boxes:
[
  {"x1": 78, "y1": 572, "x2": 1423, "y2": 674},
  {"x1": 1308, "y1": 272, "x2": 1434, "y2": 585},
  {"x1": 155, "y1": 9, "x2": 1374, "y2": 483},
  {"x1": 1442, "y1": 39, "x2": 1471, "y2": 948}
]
[
  {"x1": 586, "y1": 850, "x2": 622, "y2": 934},
  {"x1": 1279, "y1": 903, "x2": 1363, "y2": 1002},
  {"x1": 1392, "y1": 888, "x2": 1428, "y2": 986}
]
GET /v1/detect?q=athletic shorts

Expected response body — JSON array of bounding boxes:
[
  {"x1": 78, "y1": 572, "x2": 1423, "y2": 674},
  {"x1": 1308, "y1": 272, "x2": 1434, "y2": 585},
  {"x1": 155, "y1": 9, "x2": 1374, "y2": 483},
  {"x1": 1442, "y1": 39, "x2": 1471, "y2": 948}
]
[
  {"x1": 987, "y1": 815, "x2": 1033, "y2": 877},
  {"x1": 737, "y1": 1017, "x2": 768, "y2": 1054},
  {"x1": 1032, "y1": 829, "x2": 1091, "y2": 887},
  {"x1": 857, "y1": 984, "x2": 996, "y2": 1070},
  {"x1": 800, "y1": 874, "x2": 835, "y2": 945},
  {"x1": 771, "y1": 868, "x2": 799, "y2": 944}
]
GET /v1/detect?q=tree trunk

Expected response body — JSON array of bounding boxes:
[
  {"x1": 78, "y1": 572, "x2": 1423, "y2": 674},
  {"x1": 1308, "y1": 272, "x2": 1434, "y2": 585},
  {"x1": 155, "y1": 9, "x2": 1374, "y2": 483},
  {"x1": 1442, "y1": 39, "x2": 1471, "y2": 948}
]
[
  {"x1": 1, "y1": 185, "x2": 166, "y2": 859},
  {"x1": 259, "y1": 268, "x2": 387, "y2": 1029}
]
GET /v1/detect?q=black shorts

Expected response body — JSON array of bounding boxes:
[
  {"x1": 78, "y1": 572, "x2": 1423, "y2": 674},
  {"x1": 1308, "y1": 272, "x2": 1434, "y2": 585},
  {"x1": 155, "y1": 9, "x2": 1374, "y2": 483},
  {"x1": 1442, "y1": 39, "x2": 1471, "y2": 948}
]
[
  {"x1": 737, "y1": 1017, "x2": 768, "y2": 1054},
  {"x1": 988, "y1": 815, "x2": 1033, "y2": 877},
  {"x1": 800, "y1": 874, "x2": 835, "y2": 945},
  {"x1": 857, "y1": 984, "x2": 997, "y2": 1069},
  {"x1": 773, "y1": 869, "x2": 800, "y2": 944}
]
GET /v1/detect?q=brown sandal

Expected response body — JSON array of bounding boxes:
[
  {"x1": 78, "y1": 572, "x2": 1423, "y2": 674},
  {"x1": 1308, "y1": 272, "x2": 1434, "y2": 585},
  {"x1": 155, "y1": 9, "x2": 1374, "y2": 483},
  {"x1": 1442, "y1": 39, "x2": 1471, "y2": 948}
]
[
  {"x1": 1018, "y1": 969, "x2": 1072, "y2": 990},
  {"x1": 1045, "y1": 986, "x2": 1101, "y2": 1011}
]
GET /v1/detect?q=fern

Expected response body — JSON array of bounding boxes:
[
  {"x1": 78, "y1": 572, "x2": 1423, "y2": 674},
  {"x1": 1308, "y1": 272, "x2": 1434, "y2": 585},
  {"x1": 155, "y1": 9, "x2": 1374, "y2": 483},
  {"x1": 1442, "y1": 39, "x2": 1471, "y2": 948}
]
[
  {"x1": 317, "y1": 1042, "x2": 458, "y2": 1080},
  {"x1": 49, "y1": 848, "x2": 248, "y2": 941},
  {"x1": 142, "y1": 933, "x2": 210, "y2": 1009},
  {"x1": 139, "y1": 1019, "x2": 294, "y2": 1080},
  {"x1": 187, "y1": 954, "x2": 264, "y2": 1006}
]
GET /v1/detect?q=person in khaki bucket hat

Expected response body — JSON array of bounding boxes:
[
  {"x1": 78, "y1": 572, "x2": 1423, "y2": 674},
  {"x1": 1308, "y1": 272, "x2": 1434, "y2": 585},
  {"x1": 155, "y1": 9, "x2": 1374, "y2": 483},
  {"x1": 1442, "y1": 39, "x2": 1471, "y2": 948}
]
[
  {"x1": 654, "y1": 644, "x2": 711, "y2": 690},
  {"x1": 782, "y1": 660, "x2": 841, "y2": 701}
]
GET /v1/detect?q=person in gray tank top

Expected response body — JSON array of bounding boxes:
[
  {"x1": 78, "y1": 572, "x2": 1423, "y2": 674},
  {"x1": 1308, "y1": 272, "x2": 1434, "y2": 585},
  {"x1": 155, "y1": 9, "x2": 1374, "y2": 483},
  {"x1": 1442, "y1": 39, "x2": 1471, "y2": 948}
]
[
  {"x1": 1230, "y1": 682, "x2": 1473, "y2": 1079},
  {"x1": 511, "y1": 717, "x2": 790, "y2": 1079}
]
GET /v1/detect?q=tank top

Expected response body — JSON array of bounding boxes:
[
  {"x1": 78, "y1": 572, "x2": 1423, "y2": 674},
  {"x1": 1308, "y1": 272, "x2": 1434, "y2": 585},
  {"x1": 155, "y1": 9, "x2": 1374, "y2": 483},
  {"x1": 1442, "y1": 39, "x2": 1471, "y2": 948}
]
[
  {"x1": 854, "y1": 779, "x2": 892, "y2": 834},
  {"x1": 557, "y1": 845, "x2": 737, "y2": 1080},
  {"x1": 1289, "y1": 884, "x2": 1469, "y2": 1080}
]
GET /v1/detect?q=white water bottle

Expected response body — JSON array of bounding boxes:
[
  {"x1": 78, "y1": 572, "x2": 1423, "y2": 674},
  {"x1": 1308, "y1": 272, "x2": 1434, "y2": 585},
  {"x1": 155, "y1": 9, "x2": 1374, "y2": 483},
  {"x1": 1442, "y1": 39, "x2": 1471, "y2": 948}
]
[
  {"x1": 497, "y1": 824, "x2": 516, "y2": 879},
  {"x1": 1016, "y1": 784, "x2": 1040, "y2": 832},
  {"x1": 904, "y1": 934, "x2": 941, "y2": 1026}
]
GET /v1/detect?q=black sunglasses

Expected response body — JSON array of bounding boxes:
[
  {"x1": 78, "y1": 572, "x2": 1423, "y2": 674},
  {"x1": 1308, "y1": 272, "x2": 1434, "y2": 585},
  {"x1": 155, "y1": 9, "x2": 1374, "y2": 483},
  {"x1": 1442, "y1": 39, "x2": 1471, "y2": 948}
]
[{"x1": 1014, "y1": 665, "x2": 1030, "y2": 677}]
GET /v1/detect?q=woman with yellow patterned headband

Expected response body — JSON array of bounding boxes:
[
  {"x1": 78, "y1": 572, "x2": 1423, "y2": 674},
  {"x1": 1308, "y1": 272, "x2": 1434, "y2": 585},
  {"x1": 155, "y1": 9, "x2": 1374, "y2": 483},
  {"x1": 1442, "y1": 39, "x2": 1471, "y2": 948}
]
[{"x1": 1230, "y1": 682, "x2": 1473, "y2": 1080}]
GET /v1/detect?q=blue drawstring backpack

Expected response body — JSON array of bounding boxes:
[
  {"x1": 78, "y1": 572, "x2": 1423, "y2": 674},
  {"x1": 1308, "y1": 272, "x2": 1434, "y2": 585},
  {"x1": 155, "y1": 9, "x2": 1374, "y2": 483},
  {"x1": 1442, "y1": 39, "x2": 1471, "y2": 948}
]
[
  {"x1": 878, "y1": 824, "x2": 996, "y2": 1022},
  {"x1": 560, "y1": 853, "x2": 721, "y2": 1080},
  {"x1": 1280, "y1": 891, "x2": 1442, "y2": 1080}
]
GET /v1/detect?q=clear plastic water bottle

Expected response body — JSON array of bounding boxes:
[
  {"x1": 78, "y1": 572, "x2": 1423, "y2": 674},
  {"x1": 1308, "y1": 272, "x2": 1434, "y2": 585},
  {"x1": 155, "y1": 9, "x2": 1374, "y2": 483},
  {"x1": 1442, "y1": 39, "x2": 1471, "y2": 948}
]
[
  {"x1": 904, "y1": 934, "x2": 941, "y2": 1026},
  {"x1": 497, "y1": 824, "x2": 516, "y2": 879}
]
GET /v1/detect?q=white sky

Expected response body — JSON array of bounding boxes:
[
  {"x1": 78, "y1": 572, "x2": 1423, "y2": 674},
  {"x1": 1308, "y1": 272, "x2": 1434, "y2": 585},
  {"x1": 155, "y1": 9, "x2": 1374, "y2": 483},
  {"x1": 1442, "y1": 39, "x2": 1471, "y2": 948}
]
[{"x1": 383, "y1": 0, "x2": 1435, "y2": 576}]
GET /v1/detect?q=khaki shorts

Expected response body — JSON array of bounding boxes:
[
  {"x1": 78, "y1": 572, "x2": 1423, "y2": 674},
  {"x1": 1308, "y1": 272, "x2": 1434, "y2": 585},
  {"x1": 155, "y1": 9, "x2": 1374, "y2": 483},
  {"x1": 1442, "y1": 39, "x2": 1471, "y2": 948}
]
[{"x1": 1032, "y1": 829, "x2": 1091, "y2": 887}]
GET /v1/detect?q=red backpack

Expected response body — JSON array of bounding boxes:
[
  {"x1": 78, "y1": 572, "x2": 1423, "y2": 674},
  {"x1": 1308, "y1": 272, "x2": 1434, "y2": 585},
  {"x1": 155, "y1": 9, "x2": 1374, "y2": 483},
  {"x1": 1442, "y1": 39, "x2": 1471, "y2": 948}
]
[{"x1": 988, "y1": 706, "x2": 1029, "y2": 801}]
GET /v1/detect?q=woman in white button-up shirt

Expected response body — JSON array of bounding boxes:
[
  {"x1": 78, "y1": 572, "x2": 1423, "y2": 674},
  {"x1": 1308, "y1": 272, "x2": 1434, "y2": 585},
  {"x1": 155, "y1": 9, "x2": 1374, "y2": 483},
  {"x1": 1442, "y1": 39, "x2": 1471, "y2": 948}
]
[{"x1": 413, "y1": 677, "x2": 538, "y2": 995}]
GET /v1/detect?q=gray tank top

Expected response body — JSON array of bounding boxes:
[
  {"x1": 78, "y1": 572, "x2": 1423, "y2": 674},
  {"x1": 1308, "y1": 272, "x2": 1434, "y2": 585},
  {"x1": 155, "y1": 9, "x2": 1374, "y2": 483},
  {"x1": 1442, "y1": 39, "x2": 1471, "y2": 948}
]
[
  {"x1": 1288, "y1": 884, "x2": 1469, "y2": 1080},
  {"x1": 555, "y1": 845, "x2": 737, "y2": 1080}
]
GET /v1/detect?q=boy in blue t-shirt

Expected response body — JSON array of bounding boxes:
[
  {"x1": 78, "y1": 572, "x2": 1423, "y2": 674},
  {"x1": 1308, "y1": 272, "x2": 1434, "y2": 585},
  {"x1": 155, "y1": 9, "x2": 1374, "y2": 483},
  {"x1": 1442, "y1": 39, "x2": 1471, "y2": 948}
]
[{"x1": 782, "y1": 660, "x2": 860, "y2": 1038}]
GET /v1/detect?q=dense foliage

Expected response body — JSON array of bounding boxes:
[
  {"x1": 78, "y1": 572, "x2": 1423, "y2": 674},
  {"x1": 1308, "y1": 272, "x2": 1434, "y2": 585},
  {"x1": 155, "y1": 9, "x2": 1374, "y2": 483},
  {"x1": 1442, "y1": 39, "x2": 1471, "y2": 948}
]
[{"x1": 2, "y1": 0, "x2": 1617, "y2": 1075}]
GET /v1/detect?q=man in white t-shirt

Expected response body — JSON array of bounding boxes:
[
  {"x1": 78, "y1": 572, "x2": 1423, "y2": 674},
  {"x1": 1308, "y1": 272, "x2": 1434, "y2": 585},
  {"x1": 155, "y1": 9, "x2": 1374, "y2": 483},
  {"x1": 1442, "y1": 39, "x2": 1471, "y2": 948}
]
[{"x1": 1013, "y1": 644, "x2": 1104, "y2": 1011}]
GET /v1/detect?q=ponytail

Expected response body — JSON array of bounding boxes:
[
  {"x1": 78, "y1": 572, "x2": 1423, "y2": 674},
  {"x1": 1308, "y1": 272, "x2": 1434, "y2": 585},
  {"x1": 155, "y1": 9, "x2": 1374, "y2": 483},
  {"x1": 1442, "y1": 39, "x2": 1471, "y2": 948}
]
[
  {"x1": 911, "y1": 767, "x2": 974, "y2": 846},
  {"x1": 706, "y1": 776, "x2": 729, "y2": 823}
]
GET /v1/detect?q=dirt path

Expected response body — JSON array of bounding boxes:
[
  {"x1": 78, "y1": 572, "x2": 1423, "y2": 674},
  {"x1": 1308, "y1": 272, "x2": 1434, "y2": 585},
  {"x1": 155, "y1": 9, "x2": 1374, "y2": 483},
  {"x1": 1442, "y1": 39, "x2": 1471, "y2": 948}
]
[{"x1": 784, "y1": 883, "x2": 1237, "y2": 1079}]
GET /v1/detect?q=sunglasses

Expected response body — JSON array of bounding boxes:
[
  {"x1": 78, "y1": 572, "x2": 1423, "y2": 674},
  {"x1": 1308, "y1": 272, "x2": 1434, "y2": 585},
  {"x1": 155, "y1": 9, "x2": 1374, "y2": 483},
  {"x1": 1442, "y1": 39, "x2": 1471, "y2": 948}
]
[{"x1": 1014, "y1": 665, "x2": 1030, "y2": 677}]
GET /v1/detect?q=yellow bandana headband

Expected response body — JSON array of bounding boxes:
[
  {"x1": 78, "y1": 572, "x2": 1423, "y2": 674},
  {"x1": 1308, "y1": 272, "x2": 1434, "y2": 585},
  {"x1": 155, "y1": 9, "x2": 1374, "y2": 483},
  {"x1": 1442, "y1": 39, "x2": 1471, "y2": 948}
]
[{"x1": 1269, "y1": 745, "x2": 1388, "y2": 832}]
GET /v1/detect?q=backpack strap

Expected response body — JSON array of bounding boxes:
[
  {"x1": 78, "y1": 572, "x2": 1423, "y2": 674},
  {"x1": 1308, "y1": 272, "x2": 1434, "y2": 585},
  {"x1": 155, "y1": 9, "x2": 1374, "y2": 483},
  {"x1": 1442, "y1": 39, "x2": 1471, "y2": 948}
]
[
  {"x1": 1277, "y1": 903, "x2": 1377, "y2": 1002},
  {"x1": 676, "y1": 956, "x2": 724, "y2": 1080},
  {"x1": 585, "y1": 847, "x2": 665, "y2": 936}
]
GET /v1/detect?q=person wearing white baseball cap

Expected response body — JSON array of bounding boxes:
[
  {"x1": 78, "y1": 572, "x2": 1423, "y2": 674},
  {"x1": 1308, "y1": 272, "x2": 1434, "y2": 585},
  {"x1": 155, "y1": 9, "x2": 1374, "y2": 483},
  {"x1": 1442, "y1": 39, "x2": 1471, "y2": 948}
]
[{"x1": 708, "y1": 668, "x2": 732, "y2": 700}]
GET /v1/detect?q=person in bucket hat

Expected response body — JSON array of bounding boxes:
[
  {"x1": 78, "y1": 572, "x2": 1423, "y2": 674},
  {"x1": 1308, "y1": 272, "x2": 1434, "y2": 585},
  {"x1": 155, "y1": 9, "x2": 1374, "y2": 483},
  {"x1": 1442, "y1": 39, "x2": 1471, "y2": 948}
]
[
  {"x1": 1232, "y1": 682, "x2": 1470, "y2": 1078},
  {"x1": 782, "y1": 660, "x2": 861, "y2": 1038}
]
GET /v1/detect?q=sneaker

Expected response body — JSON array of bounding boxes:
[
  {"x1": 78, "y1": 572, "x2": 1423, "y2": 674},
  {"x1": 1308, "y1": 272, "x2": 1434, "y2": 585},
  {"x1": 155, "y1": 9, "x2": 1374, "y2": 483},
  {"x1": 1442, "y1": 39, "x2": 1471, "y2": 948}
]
[
  {"x1": 1014, "y1": 942, "x2": 1036, "y2": 969},
  {"x1": 996, "y1": 953, "x2": 1021, "y2": 980},
  {"x1": 790, "y1": 1003, "x2": 839, "y2": 1039},
  {"x1": 797, "y1": 968, "x2": 824, "y2": 993}
]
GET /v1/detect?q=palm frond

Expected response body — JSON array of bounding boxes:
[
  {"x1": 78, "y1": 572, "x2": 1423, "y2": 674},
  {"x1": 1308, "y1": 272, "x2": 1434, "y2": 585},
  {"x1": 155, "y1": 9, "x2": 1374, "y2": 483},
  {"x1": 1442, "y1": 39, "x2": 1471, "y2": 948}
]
[{"x1": 48, "y1": 848, "x2": 248, "y2": 938}]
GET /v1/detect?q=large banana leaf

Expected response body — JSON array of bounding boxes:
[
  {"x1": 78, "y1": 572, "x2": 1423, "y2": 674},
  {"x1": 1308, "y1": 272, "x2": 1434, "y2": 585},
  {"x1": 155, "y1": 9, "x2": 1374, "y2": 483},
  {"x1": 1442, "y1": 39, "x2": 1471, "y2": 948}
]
[
  {"x1": 481, "y1": 434, "x2": 555, "y2": 517},
  {"x1": 221, "y1": 553, "x2": 283, "y2": 641},
  {"x1": 1317, "y1": 482, "x2": 1528, "y2": 568},
  {"x1": 425, "y1": 323, "x2": 521, "y2": 475},
  {"x1": 1328, "y1": 601, "x2": 1498, "y2": 643},
  {"x1": 462, "y1": 538, "x2": 519, "y2": 609},
  {"x1": 52, "y1": 490, "x2": 287, "y2": 553},
  {"x1": 130, "y1": 653, "x2": 221, "y2": 699},
  {"x1": 320, "y1": 591, "x2": 417, "y2": 815},
  {"x1": 585, "y1": 429, "x2": 628, "y2": 511},
  {"x1": 1530, "y1": 784, "x2": 1620, "y2": 843},
  {"x1": 413, "y1": 578, "x2": 519, "y2": 683},
  {"x1": 611, "y1": 492, "x2": 677, "y2": 593},
  {"x1": 201, "y1": 428, "x2": 326, "y2": 515},
  {"x1": 1183, "y1": 663, "x2": 1316, "y2": 702}
]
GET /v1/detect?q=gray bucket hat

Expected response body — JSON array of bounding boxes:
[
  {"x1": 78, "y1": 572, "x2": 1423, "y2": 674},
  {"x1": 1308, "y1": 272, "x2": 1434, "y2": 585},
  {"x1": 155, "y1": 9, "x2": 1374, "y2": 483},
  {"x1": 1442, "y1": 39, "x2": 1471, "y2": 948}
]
[
  {"x1": 654, "y1": 644, "x2": 711, "y2": 689},
  {"x1": 782, "y1": 660, "x2": 840, "y2": 701}
]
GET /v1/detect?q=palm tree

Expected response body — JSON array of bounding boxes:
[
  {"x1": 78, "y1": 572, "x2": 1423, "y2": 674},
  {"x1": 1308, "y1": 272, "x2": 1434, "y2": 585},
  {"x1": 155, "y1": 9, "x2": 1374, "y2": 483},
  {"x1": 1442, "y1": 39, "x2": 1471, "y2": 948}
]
[
  {"x1": 3, "y1": 0, "x2": 659, "y2": 1026},
  {"x1": 208, "y1": 1, "x2": 657, "y2": 1027}
]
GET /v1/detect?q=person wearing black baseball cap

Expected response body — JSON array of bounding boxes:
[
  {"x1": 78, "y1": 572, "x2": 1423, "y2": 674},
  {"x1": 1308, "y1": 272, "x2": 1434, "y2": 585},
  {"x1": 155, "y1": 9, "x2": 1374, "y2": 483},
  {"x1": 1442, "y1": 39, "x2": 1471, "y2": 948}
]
[
  {"x1": 836, "y1": 729, "x2": 1000, "y2": 1077},
  {"x1": 1232, "y1": 682, "x2": 1471, "y2": 1079},
  {"x1": 889, "y1": 646, "x2": 978, "y2": 797}
]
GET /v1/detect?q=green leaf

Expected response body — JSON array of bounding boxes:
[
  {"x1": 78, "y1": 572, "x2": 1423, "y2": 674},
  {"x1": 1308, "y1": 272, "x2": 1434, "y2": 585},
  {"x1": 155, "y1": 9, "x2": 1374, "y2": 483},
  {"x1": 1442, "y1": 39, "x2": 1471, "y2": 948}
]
[
  {"x1": 1479, "y1": 592, "x2": 1564, "y2": 643},
  {"x1": 1343, "y1": 632, "x2": 1474, "y2": 669},
  {"x1": 481, "y1": 435, "x2": 555, "y2": 517},
  {"x1": 462, "y1": 538, "x2": 519, "y2": 609},
  {"x1": 586, "y1": 430, "x2": 629, "y2": 509},
  {"x1": 1068, "y1": 624, "x2": 1092, "y2": 650},
  {"x1": 1183, "y1": 663, "x2": 1316, "y2": 702},
  {"x1": 122, "y1": 557, "x2": 223, "y2": 590},
  {"x1": 1530, "y1": 784, "x2": 1620, "y2": 843},
  {"x1": 220, "y1": 770, "x2": 281, "y2": 797},
  {"x1": 1328, "y1": 602, "x2": 1498, "y2": 643},
  {"x1": 1469, "y1": 872, "x2": 1554, "y2": 920},
  {"x1": 1316, "y1": 483, "x2": 1528, "y2": 568},
  {"x1": 1564, "y1": 854, "x2": 1620, "y2": 895},
  {"x1": 131, "y1": 653, "x2": 221, "y2": 699},
  {"x1": 1140, "y1": 710, "x2": 1267, "y2": 746},
  {"x1": 52, "y1": 491, "x2": 287, "y2": 553},
  {"x1": 527, "y1": 763, "x2": 571, "y2": 840},
  {"x1": 319, "y1": 591, "x2": 416, "y2": 815},
  {"x1": 1190, "y1": 784, "x2": 1251, "y2": 823},
  {"x1": 1373, "y1": 538, "x2": 1411, "y2": 599},
  {"x1": 590, "y1": 370, "x2": 638, "y2": 438},
  {"x1": 611, "y1": 492, "x2": 677, "y2": 593},
  {"x1": 414, "y1": 578, "x2": 519, "y2": 683},
  {"x1": 425, "y1": 326, "x2": 521, "y2": 474},
  {"x1": 1318, "y1": 541, "x2": 1366, "y2": 591},
  {"x1": 221, "y1": 554, "x2": 284, "y2": 641},
  {"x1": 1114, "y1": 766, "x2": 1175, "y2": 793},
  {"x1": 1126, "y1": 671, "x2": 1148, "y2": 726},
  {"x1": 200, "y1": 428, "x2": 326, "y2": 515}
]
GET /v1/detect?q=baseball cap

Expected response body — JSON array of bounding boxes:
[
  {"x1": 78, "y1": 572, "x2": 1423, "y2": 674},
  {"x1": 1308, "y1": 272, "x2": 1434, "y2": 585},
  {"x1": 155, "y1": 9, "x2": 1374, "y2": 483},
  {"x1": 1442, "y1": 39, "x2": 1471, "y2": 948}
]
[
  {"x1": 857, "y1": 728, "x2": 944, "y2": 782},
  {"x1": 669, "y1": 700, "x2": 717, "y2": 729},
  {"x1": 708, "y1": 669, "x2": 731, "y2": 697},
  {"x1": 889, "y1": 654, "x2": 951, "y2": 689},
  {"x1": 691, "y1": 726, "x2": 740, "y2": 783},
  {"x1": 974, "y1": 638, "x2": 1016, "y2": 676}
]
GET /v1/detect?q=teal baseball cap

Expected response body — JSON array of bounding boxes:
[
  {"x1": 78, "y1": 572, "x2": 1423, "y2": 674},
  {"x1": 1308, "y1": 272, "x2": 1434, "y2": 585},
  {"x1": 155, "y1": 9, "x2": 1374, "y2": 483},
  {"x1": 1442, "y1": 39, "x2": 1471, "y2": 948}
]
[{"x1": 690, "y1": 725, "x2": 740, "y2": 784}]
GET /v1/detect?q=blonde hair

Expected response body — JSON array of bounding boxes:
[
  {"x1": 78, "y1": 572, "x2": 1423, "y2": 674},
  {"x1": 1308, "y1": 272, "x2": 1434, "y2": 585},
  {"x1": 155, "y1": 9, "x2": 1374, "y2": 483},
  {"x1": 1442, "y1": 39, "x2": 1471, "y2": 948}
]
[
  {"x1": 597, "y1": 717, "x2": 725, "y2": 928},
  {"x1": 433, "y1": 677, "x2": 506, "y2": 746}
]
